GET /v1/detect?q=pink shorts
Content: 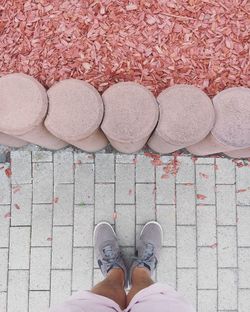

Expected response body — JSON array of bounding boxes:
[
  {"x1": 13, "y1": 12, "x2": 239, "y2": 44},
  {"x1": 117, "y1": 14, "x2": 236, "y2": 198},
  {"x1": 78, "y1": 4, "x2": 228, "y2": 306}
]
[{"x1": 49, "y1": 283, "x2": 195, "y2": 312}]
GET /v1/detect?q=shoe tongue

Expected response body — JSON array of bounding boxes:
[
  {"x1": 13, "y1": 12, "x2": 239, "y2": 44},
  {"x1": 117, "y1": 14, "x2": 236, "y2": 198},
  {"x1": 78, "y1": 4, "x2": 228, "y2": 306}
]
[{"x1": 142, "y1": 243, "x2": 154, "y2": 260}]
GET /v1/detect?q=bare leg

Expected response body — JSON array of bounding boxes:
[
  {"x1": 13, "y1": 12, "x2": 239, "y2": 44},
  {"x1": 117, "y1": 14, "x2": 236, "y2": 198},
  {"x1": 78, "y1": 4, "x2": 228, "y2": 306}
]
[
  {"x1": 91, "y1": 268, "x2": 126, "y2": 310},
  {"x1": 126, "y1": 267, "x2": 154, "y2": 305}
]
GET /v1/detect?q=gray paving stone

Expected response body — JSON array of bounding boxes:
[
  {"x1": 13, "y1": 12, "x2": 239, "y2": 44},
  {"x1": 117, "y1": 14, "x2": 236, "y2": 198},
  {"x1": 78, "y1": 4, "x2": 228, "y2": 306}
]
[
  {"x1": 216, "y1": 184, "x2": 236, "y2": 225},
  {"x1": 198, "y1": 290, "x2": 217, "y2": 312},
  {"x1": 75, "y1": 164, "x2": 94, "y2": 205},
  {"x1": 11, "y1": 151, "x2": 31, "y2": 184},
  {"x1": 195, "y1": 157, "x2": 215, "y2": 164},
  {"x1": 115, "y1": 164, "x2": 135, "y2": 204},
  {"x1": 11, "y1": 184, "x2": 32, "y2": 226},
  {"x1": 0, "y1": 249, "x2": 8, "y2": 291},
  {"x1": 136, "y1": 183, "x2": 155, "y2": 224},
  {"x1": 156, "y1": 165, "x2": 175, "y2": 205},
  {"x1": 237, "y1": 206, "x2": 250, "y2": 247},
  {"x1": 136, "y1": 155, "x2": 155, "y2": 182},
  {"x1": 95, "y1": 184, "x2": 114, "y2": 224},
  {"x1": 218, "y1": 268, "x2": 238, "y2": 310},
  {"x1": 120, "y1": 246, "x2": 135, "y2": 269},
  {"x1": 239, "y1": 289, "x2": 250, "y2": 312},
  {"x1": 9, "y1": 227, "x2": 30, "y2": 269},
  {"x1": 238, "y1": 248, "x2": 250, "y2": 288},
  {"x1": 30, "y1": 247, "x2": 51, "y2": 290},
  {"x1": 236, "y1": 165, "x2": 250, "y2": 205},
  {"x1": 32, "y1": 151, "x2": 52, "y2": 162},
  {"x1": 53, "y1": 184, "x2": 74, "y2": 226},
  {"x1": 74, "y1": 152, "x2": 94, "y2": 164},
  {"x1": 177, "y1": 268, "x2": 197, "y2": 309},
  {"x1": 135, "y1": 224, "x2": 143, "y2": 248},
  {"x1": 54, "y1": 151, "x2": 73, "y2": 184},
  {"x1": 176, "y1": 156, "x2": 194, "y2": 183},
  {"x1": 50, "y1": 270, "x2": 71, "y2": 307},
  {"x1": 216, "y1": 158, "x2": 235, "y2": 184},
  {"x1": 72, "y1": 248, "x2": 93, "y2": 291},
  {"x1": 7, "y1": 270, "x2": 29, "y2": 312},
  {"x1": 115, "y1": 205, "x2": 135, "y2": 246},
  {"x1": 52, "y1": 226, "x2": 73, "y2": 269},
  {"x1": 0, "y1": 292, "x2": 6, "y2": 312},
  {"x1": 157, "y1": 247, "x2": 176, "y2": 288},
  {"x1": 93, "y1": 268, "x2": 103, "y2": 286},
  {"x1": 218, "y1": 226, "x2": 237, "y2": 268},
  {"x1": 177, "y1": 226, "x2": 196, "y2": 268},
  {"x1": 74, "y1": 205, "x2": 94, "y2": 247},
  {"x1": 0, "y1": 205, "x2": 10, "y2": 247},
  {"x1": 33, "y1": 162, "x2": 53, "y2": 203},
  {"x1": 29, "y1": 291, "x2": 50, "y2": 312},
  {"x1": 0, "y1": 164, "x2": 10, "y2": 204},
  {"x1": 1, "y1": 152, "x2": 249, "y2": 311},
  {"x1": 196, "y1": 164, "x2": 215, "y2": 205},
  {"x1": 95, "y1": 154, "x2": 114, "y2": 183},
  {"x1": 116, "y1": 154, "x2": 136, "y2": 164},
  {"x1": 197, "y1": 205, "x2": 216, "y2": 246},
  {"x1": 31, "y1": 204, "x2": 52, "y2": 247},
  {"x1": 156, "y1": 205, "x2": 176, "y2": 246},
  {"x1": 198, "y1": 247, "x2": 217, "y2": 289},
  {"x1": 176, "y1": 184, "x2": 196, "y2": 225}
]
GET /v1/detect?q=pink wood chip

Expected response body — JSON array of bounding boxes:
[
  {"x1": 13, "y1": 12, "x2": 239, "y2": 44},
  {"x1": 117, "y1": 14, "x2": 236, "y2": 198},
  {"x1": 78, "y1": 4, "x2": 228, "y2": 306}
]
[
  {"x1": 188, "y1": 87, "x2": 250, "y2": 156},
  {"x1": 101, "y1": 82, "x2": 159, "y2": 153},
  {"x1": 45, "y1": 79, "x2": 108, "y2": 152},
  {"x1": 148, "y1": 84, "x2": 215, "y2": 153}
]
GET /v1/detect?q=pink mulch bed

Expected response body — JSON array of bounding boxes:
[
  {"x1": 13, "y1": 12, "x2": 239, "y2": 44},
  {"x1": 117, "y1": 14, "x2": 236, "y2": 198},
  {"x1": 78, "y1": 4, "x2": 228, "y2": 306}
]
[{"x1": 0, "y1": 0, "x2": 249, "y2": 96}]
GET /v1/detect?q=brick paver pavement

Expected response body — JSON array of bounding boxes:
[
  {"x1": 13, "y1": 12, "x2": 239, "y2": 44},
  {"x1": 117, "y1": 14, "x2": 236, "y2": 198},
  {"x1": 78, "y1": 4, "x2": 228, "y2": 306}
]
[{"x1": 0, "y1": 150, "x2": 250, "y2": 312}]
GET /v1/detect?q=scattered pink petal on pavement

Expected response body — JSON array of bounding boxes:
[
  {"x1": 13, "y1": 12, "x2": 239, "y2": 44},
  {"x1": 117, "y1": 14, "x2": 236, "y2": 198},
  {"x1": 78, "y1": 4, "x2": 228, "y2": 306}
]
[
  {"x1": 54, "y1": 197, "x2": 59, "y2": 203},
  {"x1": 4, "y1": 212, "x2": 11, "y2": 219},
  {"x1": 208, "y1": 243, "x2": 218, "y2": 249},
  {"x1": 199, "y1": 172, "x2": 209, "y2": 179},
  {"x1": 14, "y1": 203, "x2": 20, "y2": 210},
  {"x1": 197, "y1": 194, "x2": 207, "y2": 200},
  {"x1": 0, "y1": 1, "x2": 249, "y2": 95},
  {"x1": 113, "y1": 212, "x2": 117, "y2": 220},
  {"x1": 5, "y1": 168, "x2": 12, "y2": 178}
]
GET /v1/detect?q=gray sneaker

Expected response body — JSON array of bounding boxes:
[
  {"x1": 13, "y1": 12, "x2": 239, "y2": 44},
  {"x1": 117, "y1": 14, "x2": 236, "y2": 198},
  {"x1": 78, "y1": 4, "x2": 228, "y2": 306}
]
[
  {"x1": 129, "y1": 221, "x2": 163, "y2": 285},
  {"x1": 94, "y1": 222, "x2": 127, "y2": 284}
]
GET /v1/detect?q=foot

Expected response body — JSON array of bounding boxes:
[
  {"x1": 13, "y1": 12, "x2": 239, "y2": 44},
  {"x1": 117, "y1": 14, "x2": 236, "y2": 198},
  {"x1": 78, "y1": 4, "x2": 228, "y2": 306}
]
[
  {"x1": 129, "y1": 221, "x2": 163, "y2": 284},
  {"x1": 94, "y1": 222, "x2": 127, "y2": 285}
]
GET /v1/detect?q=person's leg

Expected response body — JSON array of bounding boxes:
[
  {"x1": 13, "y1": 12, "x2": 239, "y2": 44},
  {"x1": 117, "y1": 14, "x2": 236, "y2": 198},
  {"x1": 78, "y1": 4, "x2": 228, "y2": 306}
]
[
  {"x1": 91, "y1": 268, "x2": 126, "y2": 309},
  {"x1": 93, "y1": 222, "x2": 128, "y2": 310},
  {"x1": 127, "y1": 221, "x2": 163, "y2": 305},
  {"x1": 126, "y1": 267, "x2": 154, "y2": 304}
]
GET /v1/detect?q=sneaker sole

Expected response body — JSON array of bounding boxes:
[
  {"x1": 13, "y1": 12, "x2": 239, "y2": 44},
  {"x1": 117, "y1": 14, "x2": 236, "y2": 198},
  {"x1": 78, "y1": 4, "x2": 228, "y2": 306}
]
[
  {"x1": 140, "y1": 221, "x2": 164, "y2": 242},
  {"x1": 93, "y1": 221, "x2": 117, "y2": 244}
]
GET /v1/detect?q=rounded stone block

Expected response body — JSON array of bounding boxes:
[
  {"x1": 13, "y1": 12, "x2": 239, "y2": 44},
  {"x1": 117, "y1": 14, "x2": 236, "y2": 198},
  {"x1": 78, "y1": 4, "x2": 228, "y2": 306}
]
[
  {"x1": 45, "y1": 79, "x2": 108, "y2": 152},
  {"x1": 0, "y1": 73, "x2": 67, "y2": 149},
  {"x1": 101, "y1": 82, "x2": 159, "y2": 153},
  {"x1": 0, "y1": 132, "x2": 28, "y2": 148},
  {"x1": 148, "y1": 84, "x2": 215, "y2": 153},
  {"x1": 187, "y1": 87, "x2": 250, "y2": 156},
  {"x1": 224, "y1": 148, "x2": 250, "y2": 159}
]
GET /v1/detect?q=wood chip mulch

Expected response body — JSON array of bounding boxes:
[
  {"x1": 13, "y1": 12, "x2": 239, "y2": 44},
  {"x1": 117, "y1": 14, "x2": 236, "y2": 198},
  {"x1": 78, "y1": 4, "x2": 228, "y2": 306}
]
[{"x1": 0, "y1": 0, "x2": 249, "y2": 96}]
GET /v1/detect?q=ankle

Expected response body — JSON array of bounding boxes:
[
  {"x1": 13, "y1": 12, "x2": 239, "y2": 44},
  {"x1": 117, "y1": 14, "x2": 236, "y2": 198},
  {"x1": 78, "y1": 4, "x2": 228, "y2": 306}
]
[
  {"x1": 131, "y1": 267, "x2": 153, "y2": 286},
  {"x1": 107, "y1": 268, "x2": 125, "y2": 287}
]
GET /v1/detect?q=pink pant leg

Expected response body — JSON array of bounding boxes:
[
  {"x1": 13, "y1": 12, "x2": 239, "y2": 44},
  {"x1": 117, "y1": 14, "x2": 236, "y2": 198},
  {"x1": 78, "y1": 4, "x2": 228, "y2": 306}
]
[
  {"x1": 126, "y1": 283, "x2": 195, "y2": 312},
  {"x1": 49, "y1": 291, "x2": 122, "y2": 312}
]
